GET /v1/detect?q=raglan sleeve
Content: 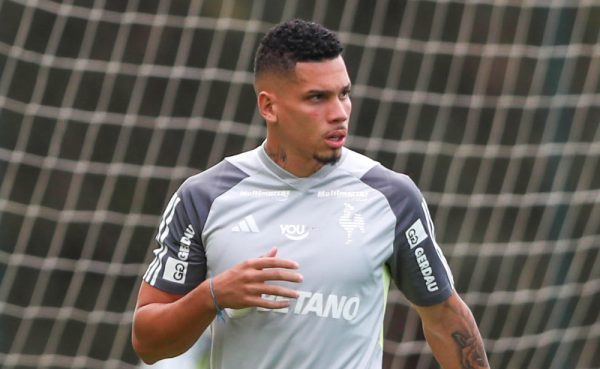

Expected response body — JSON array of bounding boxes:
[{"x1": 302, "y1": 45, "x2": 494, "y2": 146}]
[
  {"x1": 142, "y1": 179, "x2": 208, "y2": 295},
  {"x1": 385, "y1": 173, "x2": 455, "y2": 306}
]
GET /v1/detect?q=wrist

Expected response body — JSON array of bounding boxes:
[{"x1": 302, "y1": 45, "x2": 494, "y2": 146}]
[{"x1": 209, "y1": 277, "x2": 226, "y2": 321}]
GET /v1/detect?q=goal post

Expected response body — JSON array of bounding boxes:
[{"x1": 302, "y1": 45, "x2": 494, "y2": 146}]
[{"x1": 0, "y1": 1, "x2": 598, "y2": 368}]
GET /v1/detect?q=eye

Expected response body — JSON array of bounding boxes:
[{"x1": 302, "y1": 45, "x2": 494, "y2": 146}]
[
  {"x1": 308, "y1": 93, "x2": 325, "y2": 102},
  {"x1": 340, "y1": 88, "x2": 351, "y2": 99}
]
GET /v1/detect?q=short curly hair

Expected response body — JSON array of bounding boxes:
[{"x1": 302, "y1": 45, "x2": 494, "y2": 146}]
[{"x1": 254, "y1": 19, "x2": 343, "y2": 79}]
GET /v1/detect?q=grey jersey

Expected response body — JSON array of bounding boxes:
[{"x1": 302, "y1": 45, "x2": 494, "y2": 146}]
[{"x1": 143, "y1": 145, "x2": 454, "y2": 369}]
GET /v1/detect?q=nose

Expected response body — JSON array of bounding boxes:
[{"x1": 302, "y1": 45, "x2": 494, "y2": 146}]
[{"x1": 328, "y1": 97, "x2": 351, "y2": 124}]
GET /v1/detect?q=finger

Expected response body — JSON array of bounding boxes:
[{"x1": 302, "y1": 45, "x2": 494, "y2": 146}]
[
  {"x1": 260, "y1": 247, "x2": 277, "y2": 258},
  {"x1": 259, "y1": 284, "x2": 301, "y2": 299},
  {"x1": 257, "y1": 269, "x2": 303, "y2": 283},
  {"x1": 250, "y1": 257, "x2": 299, "y2": 270},
  {"x1": 247, "y1": 296, "x2": 292, "y2": 310},
  {"x1": 244, "y1": 288, "x2": 298, "y2": 309}
]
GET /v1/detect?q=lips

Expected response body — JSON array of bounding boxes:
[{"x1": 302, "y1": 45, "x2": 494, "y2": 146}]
[{"x1": 324, "y1": 129, "x2": 347, "y2": 148}]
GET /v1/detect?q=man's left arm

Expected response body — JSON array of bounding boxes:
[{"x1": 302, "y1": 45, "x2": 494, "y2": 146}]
[{"x1": 414, "y1": 291, "x2": 490, "y2": 369}]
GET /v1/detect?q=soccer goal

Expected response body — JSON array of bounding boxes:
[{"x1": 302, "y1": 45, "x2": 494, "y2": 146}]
[{"x1": 0, "y1": 1, "x2": 598, "y2": 368}]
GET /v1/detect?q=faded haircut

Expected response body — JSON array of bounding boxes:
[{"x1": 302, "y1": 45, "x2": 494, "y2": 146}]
[{"x1": 254, "y1": 19, "x2": 343, "y2": 79}]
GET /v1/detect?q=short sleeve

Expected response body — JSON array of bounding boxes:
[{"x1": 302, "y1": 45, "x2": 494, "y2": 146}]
[
  {"x1": 142, "y1": 183, "x2": 208, "y2": 294},
  {"x1": 361, "y1": 165, "x2": 454, "y2": 306},
  {"x1": 142, "y1": 160, "x2": 249, "y2": 294}
]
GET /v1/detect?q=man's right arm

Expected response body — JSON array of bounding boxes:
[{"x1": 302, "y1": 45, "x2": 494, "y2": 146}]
[
  {"x1": 132, "y1": 248, "x2": 303, "y2": 364},
  {"x1": 132, "y1": 280, "x2": 216, "y2": 364}
]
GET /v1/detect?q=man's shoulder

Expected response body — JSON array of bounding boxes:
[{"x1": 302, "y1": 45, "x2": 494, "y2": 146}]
[
  {"x1": 178, "y1": 152, "x2": 256, "y2": 201},
  {"x1": 343, "y1": 150, "x2": 421, "y2": 205},
  {"x1": 185, "y1": 147, "x2": 259, "y2": 183},
  {"x1": 342, "y1": 148, "x2": 414, "y2": 189},
  {"x1": 338, "y1": 147, "x2": 379, "y2": 178}
]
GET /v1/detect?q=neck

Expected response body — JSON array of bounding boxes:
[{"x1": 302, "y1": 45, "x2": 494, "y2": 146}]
[{"x1": 264, "y1": 140, "x2": 323, "y2": 178}]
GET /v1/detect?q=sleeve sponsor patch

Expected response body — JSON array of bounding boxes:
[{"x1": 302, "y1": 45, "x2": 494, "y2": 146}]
[
  {"x1": 405, "y1": 218, "x2": 429, "y2": 249},
  {"x1": 163, "y1": 257, "x2": 188, "y2": 284}
]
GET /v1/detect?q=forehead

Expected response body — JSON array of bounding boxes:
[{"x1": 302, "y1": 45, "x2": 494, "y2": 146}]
[{"x1": 291, "y1": 56, "x2": 350, "y2": 90}]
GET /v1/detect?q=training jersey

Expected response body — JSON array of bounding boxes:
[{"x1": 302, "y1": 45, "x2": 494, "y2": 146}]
[{"x1": 143, "y1": 144, "x2": 454, "y2": 369}]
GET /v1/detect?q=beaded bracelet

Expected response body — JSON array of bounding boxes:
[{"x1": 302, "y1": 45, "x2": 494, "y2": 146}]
[{"x1": 209, "y1": 278, "x2": 225, "y2": 321}]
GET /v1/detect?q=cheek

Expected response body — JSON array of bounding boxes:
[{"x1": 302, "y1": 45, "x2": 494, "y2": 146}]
[
  {"x1": 343, "y1": 99, "x2": 352, "y2": 116},
  {"x1": 307, "y1": 110, "x2": 322, "y2": 124},
  {"x1": 278, "y1": 104, "x2": 324, "y2": 140},
  {"x1": 291, "y1": 107, "x2": 321, "y2": 132}
]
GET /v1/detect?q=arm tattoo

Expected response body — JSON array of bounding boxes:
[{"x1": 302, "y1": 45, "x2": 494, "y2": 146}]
[{"x1": 452, "y1": 331, "x2": 489, "y2": 369}]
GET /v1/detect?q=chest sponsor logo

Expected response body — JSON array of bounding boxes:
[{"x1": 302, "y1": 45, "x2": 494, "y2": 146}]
[
  {"x1": 280, "y1": 224, "x2": 310, "y2": 241},
  {"x1": 258, "y1": 290, "x2": 360, "y2": 321},
  {"x1": 237, "y1": 190, "x2": 290, "y2": 201},
  {"x1": 163, "y1": 257, "x2": 188, "y2": 284},
  {"x1": 178, "y1": 224, "x2": 195, "y2": 260},
  {"x1": 231, "y1": 215, "x2": 260, "y2": 233},
  {"x1": 405, "y1": 218, "x2": 428, "y2": 248},
  {"x1": 317, "y1": 190, "x2": 369, "y2": 201},
  {"x1": 339, "y1": 203, "x2": 365, "y2": 244}
]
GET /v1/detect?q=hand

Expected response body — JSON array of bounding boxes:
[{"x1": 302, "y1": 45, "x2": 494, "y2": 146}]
[{"x1": 211, "y1": 247, "x2": 302, "y2": 310}]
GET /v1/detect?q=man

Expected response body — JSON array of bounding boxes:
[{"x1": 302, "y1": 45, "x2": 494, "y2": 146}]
[{"x1": 132, "y1": 19, "x2": 490, "y2": 369}]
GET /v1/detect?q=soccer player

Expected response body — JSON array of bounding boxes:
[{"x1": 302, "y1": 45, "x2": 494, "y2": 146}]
[{"x1": 132, "y1": 19, "x2": 490, "y2": 369}]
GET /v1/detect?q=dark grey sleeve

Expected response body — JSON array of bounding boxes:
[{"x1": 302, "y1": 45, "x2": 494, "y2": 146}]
[
  {"x1": 361, "y1": 165, "x2": 454, "y2": 306},
  {"x1": 142, "y1": 161, "x2": 248, "y2": 294}
]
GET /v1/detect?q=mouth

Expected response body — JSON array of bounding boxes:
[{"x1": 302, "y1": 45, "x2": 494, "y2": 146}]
[{"x1": 324, "y1": 129, "x2": 347, "y2": 149}]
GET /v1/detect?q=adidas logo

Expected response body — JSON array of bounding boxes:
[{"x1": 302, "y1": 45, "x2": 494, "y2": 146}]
[{"x1": 231, "y1": 215, "x2": 260, "y2": 233}]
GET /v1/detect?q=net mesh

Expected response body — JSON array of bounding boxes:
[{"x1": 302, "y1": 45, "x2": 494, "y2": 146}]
[{"x1": 0, "y1": 0, "x2": 599, "y2": 368}]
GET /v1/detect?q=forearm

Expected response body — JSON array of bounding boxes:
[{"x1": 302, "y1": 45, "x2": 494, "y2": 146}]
[
  {"x1": 132, "y1": 249, "x2": 302, "y2": 364},
  {"x1": 132, "y1": 281, "x2": 216, "y2": 364},
  {"x1": 417, "y1": 293, "x2": 490, "y2": 369}
]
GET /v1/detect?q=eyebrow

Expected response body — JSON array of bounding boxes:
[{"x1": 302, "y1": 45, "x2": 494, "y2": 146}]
[{"x1": 305, "y1": 83, "x2": 352, "y2": 95}]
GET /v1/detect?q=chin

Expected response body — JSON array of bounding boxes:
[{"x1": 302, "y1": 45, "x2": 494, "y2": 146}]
[{"x1": 314, "y1": 149, "x2": 342, "y2": 166}]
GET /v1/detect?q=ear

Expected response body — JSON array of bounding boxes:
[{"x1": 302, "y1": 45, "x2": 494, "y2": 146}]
[{"x1": 257, "y1": 91, "x2": 277, "y2": 123}]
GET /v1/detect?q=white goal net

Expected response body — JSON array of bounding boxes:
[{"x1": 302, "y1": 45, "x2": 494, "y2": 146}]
[{"x1": 0, "y1": 0, "x2": 598, "y2": 368}]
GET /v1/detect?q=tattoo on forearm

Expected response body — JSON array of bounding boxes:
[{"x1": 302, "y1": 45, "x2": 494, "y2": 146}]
[{"x1": 452, "y1": 331, "x2": 490, "y2": 369}]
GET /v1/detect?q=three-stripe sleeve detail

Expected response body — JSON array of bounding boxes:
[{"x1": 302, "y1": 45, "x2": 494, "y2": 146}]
[
  {"x1": 144, "y1": 193, "x2": 181, "y2": 286},
  {"x1": 420, "y1": 198, "x2": 454, "y2": 285}
]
